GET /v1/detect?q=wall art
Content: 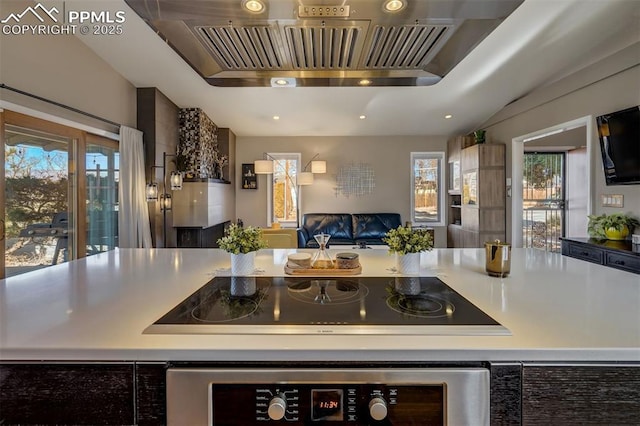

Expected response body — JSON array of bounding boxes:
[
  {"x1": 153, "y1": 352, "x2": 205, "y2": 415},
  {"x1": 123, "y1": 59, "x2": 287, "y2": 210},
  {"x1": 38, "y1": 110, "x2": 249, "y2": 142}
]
[{"x1": 335, "y1": 162, "x2": 375, "y2": 198}]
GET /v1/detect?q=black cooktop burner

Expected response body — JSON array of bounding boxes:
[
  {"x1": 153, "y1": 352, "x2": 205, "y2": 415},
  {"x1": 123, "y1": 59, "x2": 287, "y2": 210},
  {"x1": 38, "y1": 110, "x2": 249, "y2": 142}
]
[{"x1": 146, "y1": 276, "x2": 509, "y2": 335}]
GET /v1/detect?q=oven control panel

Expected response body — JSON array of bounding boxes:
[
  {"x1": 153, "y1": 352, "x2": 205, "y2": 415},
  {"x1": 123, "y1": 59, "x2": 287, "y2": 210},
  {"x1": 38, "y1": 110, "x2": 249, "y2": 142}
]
[
  {"x1": 166, "y1": 368, "x2": 490, "y2": 426},
  {"x1": 212, "y1": 383, "x2": 444, "y2": 424}
]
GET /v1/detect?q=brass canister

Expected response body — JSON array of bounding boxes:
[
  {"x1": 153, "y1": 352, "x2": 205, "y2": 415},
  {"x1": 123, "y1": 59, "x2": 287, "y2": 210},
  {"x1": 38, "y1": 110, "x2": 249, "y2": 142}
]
[{"x1": 485, "y1": 240, "x2": 511, "y2": 277}]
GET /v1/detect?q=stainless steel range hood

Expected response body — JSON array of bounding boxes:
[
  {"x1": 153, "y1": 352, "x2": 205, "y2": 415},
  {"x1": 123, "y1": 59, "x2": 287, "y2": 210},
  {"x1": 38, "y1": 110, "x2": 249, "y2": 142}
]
[{"x1": 125, "y1": 0, "x2": 523, "y2": 87}]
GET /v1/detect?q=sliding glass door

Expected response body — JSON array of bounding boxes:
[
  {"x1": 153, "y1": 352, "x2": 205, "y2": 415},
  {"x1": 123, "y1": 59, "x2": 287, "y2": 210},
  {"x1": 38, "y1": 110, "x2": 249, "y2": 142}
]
[
  {"x1": 3, "y1": 124, "x2": 74, "y2": 277},
  {"x1": 1, "y1": 111, "x2": 119, "y2": 279},
  {"x1": 86, "y1": 139, "x2": 119, "y2": 254}
]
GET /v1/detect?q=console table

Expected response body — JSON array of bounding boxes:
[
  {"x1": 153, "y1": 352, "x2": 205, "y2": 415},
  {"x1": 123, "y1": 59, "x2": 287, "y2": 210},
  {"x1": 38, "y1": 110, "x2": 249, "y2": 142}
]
[{"x1": 560, "y1": 237, "x2": 640, "y2": 274}]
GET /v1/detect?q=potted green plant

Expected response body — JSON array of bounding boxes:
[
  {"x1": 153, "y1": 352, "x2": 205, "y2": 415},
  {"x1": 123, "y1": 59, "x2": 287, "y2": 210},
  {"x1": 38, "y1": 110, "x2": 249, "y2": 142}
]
[
  {"x1": 382, "y1": 225, "x2": 434, "y2": 274},
  {"x1": 473, "y1": 129, "x2": 486, "y2": 144},
  {"x1": 587, "y1": 213, "x2": 639, "y2": 240},
  {"x1": 217, "y1": 224, "x2": 267, "y2": 275}
]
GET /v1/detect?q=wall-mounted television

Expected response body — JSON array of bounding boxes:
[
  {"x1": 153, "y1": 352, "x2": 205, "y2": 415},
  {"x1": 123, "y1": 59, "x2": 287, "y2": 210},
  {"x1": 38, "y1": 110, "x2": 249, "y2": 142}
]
[{"x1": 596, "y1": 105, "x2": 640, "y2": 185}]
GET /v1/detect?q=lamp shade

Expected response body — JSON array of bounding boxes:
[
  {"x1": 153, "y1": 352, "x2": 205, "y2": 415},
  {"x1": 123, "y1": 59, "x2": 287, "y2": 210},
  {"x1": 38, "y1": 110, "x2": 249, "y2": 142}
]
[
  {"x1": 170, "y1": 171, "x2": 183, "y2": 190},
  {"x1": 311, "y1": 160, "x2": 326, "y2": 174},
  {"x1": 254, "y1": 159, "x2": 274, "y2": 174},
  {"x1": 298, "y1": 171, "x2": 314, "y2": 185},
  {"x1": 145, "y1": 182, "x2": 158, "y2": 201}
]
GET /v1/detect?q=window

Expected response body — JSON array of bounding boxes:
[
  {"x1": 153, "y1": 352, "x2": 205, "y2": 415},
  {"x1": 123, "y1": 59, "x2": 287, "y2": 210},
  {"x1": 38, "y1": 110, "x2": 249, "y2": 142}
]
[
  {"x1": 411, "y1": 152, "x2": 445, "y2": 226},
  {"x1": 267, "y1": 153, "x2": 300, "y2": 227}
]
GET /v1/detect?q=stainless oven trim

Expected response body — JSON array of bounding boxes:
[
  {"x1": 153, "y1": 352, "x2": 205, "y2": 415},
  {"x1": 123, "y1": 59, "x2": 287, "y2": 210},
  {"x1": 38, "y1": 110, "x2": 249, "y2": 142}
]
[{"x1": 166, "y1": 368, "x2": 490, "y2": 425}]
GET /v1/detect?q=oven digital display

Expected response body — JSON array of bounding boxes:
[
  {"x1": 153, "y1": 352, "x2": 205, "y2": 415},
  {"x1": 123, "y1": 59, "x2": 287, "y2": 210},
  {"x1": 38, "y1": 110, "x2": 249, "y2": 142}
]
[{"x1": 311, "y1": 389, "x2": 343, "y2": 421}]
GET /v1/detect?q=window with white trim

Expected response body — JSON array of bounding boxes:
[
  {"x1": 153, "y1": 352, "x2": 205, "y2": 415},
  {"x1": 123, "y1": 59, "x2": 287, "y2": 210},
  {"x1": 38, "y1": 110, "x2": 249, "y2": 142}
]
[
  {"x1": 267, "y1": 153, "x2": 301, "y2": 227},
  {"x1": 410, "y1": 152, "x2": 445, "y2": 226}
]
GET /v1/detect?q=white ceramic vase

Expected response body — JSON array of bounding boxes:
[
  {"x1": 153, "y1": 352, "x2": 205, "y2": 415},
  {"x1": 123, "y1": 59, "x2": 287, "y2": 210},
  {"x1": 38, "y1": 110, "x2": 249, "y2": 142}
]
[
  {"x1": 230, "y1": 252, "x2": 256, "y2": 275},
  {"x1": 396, "y1": 252, "x2": 421, "y2": 275}
]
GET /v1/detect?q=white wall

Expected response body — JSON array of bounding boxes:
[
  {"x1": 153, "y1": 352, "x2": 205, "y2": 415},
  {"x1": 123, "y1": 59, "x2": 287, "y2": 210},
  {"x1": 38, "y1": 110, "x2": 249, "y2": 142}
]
[
  {"x1": 0, "y1": 1, "x2": 136, "y2": 130},
  {"x1": 235, "y1": 135, "x2": 449, "y2": 247},
  {"x1": 482, "y1": 49, "x2": 640, "y2": 242}
]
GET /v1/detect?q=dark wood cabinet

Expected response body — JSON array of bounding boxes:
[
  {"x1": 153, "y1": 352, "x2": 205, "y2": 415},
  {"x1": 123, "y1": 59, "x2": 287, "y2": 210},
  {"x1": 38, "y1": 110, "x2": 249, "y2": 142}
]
[
  {"x1": 0, "y1": 362, "x2": 168, "y2": 426},
  {"x1": 0, "y1": 363, "x2": 136, "y2": 425},
  {"x1": 522, "y1": 364, "x2": 640, "y2": 425},
  {"x1": 561, "y1": 237, "x2": 639, "y2": 274},
  {"x1": 3, "y1": 361, "x2": 640, "y2": 425},
  {"x1": 490, "y1": 363, "x2": 522, "y2": 426},
  {"x1": 136, "y1": 363, "x2": 168, "y2": 425}
]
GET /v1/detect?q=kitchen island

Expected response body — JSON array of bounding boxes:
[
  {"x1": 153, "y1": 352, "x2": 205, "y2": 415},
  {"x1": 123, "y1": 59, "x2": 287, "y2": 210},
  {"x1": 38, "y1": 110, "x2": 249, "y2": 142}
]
[{"x1": 1, "y1": 248, "x2": 639, "y2": 425}]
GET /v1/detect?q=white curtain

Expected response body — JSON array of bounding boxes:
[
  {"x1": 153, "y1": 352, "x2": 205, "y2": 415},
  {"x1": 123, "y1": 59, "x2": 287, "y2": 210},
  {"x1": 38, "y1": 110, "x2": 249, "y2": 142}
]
[{"x1": 118, "y1": 126, "x2": 153, "y2": 248}]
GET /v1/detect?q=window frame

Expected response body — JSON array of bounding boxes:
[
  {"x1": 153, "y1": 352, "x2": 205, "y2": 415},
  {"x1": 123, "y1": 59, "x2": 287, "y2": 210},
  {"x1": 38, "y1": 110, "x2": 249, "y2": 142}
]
[
  {"x1": 410, "y1": 151, "x2": 445, "y2": 227},
  {"x1": 266, "y1": 152, "x2": 301, "y2": 228}
]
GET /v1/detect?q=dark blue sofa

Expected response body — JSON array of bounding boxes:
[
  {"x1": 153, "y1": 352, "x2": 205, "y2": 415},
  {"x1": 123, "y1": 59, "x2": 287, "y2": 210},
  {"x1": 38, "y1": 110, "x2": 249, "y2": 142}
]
[{"x1": 297, "y1": 213, "x2": 402, "y2": 248}]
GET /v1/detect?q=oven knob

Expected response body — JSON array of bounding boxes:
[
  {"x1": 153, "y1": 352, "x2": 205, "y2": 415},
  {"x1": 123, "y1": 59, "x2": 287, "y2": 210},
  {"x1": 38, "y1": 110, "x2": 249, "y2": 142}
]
[
  {"x1": 369, "y1": 397, "x2": 388, "y2": 421},
  {"x1": 268, "y1": 396, "x2": 287, "y2": 421}
]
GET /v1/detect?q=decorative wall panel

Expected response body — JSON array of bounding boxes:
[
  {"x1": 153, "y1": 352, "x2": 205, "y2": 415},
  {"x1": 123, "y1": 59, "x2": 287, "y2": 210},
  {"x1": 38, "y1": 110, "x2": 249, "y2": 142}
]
[{"x1": 178, "y1": 108, "x2": 218, "y2": 179}]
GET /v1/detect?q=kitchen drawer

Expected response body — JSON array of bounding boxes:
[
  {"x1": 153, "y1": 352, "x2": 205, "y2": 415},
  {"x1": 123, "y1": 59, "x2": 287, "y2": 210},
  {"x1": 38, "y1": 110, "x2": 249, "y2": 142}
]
[
  {"x1": 564, "y1": 241, "x2": 604, "y2": 264},
  {"x1": 605, "y1": 251, "x2": 640, "y2": 274}
]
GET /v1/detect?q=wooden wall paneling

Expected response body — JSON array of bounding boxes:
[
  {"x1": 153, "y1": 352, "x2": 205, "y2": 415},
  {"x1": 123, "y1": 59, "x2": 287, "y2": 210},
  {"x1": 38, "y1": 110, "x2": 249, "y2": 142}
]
[{"x1": 137, "y1": 88, "x2": 180, "y2": 248}]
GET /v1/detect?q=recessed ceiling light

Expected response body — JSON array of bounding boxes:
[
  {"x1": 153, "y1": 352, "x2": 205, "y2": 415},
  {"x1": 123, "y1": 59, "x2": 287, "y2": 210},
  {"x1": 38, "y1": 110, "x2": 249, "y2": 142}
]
[
  {"x1": 358, "y1": 79, "x2": 372, "y2": 86},
  {"x1": 359, "y1": 115, "x2": 366, "y2": 120},
  {"x1": 273, "y1": 115, "x2": 280, "y2": 120},
  {"x1": 242, "y1": 0, "x2": 265, "y2": 14},
  {"x1": 383, "y1": 0, "x2": 406, "y2": 13},
  {"x1": 445, "y1": 114, "x2": 453, "y2": 119},
  {"x1": 270, "y1": 77, "x2": 296, "y2": 87}
]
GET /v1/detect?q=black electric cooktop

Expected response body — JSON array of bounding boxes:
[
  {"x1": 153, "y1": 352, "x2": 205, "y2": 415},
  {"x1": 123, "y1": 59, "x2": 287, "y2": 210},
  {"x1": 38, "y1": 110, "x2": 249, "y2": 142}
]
[{"x1": 144, "y1": 276, "x2": 509, "y2": 335}]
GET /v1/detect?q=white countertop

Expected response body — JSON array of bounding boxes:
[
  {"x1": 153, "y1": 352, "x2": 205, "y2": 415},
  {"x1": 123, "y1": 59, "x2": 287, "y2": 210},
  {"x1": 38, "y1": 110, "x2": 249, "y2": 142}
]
[{"x1": 1, "y1": 248, "x2": 639, "y2": 362}]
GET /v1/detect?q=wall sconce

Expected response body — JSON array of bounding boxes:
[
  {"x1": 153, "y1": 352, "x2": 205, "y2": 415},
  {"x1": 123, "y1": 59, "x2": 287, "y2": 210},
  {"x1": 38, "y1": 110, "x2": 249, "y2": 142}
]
[
  {"x1": 147, "y1": 151, "x2": 182, "y2": 247},
  {"x1": 145, "y1": 182, "x2": 159, "y2": 201},
  {"x1": 170, "y1": 171, "x2": 183, "y2": 190},
  {"x1": 160, "y1": 193, "x2": 172, "y2": 211}
]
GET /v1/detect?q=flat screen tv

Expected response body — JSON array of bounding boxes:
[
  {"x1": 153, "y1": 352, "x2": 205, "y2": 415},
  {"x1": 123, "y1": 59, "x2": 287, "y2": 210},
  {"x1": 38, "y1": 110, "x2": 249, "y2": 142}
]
[{"x1": 596, "y1": 105, "x2": 640, "y2": 185}]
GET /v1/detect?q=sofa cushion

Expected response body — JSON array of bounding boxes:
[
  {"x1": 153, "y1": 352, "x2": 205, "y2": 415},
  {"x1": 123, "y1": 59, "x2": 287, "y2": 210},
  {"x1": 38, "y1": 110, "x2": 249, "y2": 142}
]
[
  {"x1": 301, "y1": 213, "x2": 354, "y2": 242},
  {"x1": 352, "y1": 213, "x2": 401, "y2": 241}
]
